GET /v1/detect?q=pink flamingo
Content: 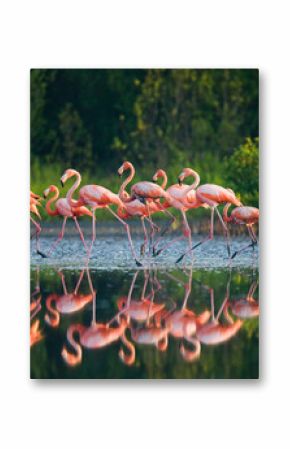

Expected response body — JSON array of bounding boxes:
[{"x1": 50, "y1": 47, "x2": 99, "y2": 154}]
[
  {"x1": 223, "y1": 203, "x2": 259, "y2": 259},
  {"x1": 60, "y1": 169, "x2": 142, "y2": 266},
  {"x1": 152, "y1": 168, "x2": 205, "y2": 257},
  {"x1": 176, "y1": 182, "x2": 242, "y2": 263},
  {"x1": 30, "y1": 191, "x2": 46, "y2": 257},
  {"x1": 120, "y1": 162, "x2": 199, "y2": 260},
  {"x1": 43, "y1": 185, "x2": 91, "y2": 257},
  {"x1": 117, "y1": 162, "x2": 163, "y2": 255},
  {"x1": 45, "y1": 270, "x2": 93, "y2": 327}
]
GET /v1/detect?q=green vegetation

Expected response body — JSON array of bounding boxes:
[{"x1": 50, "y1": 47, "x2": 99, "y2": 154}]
[
  {"x1": 31, "y1": 69, "x2": 259, "y2": 216},
  {"x1": 224, "y1": 137, "x2": 259, "y2": 206}
]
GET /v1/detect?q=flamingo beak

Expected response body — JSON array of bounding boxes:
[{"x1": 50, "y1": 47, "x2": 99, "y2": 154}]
[
  {"x1": 178, "y1": 178, "x2": 182, "y2": 186},
  {"x1": 43, "y1": 188, "x2": 49, "y2": 198},
  {"x1": 60, "y1": 179, "x2": 64, "y2": 187}
]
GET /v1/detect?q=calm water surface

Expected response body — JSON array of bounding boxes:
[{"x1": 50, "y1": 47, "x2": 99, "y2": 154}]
[{"x1": 30, "y1": 265, "x2": 259, "y2": 379}]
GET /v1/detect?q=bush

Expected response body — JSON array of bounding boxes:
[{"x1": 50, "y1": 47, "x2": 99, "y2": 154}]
[{"x1": 224, "y1": 137, "x2": 259, "y2": 207}]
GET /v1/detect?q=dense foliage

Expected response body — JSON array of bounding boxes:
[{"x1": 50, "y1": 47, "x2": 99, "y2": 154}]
[{"x1": 31, "y1": 69, "x2": 258, "y2": 207}]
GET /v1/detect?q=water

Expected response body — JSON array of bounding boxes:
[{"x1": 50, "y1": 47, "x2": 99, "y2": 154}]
[{"x1": 30, "y1": 247, "x2": 259, "y2": 379}]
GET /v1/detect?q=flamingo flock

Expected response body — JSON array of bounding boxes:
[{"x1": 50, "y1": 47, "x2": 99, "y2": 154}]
[{"x1": 30, "y1": 161, "x2": 259, "y2": 264}]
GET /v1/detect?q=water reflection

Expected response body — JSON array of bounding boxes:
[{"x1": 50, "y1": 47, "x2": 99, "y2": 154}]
[{"x1": 30, "y1": 267, "x2": 259, "y2": 379}]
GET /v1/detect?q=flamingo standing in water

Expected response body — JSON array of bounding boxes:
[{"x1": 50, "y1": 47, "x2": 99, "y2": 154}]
[
  {"x1": 43, "y1": 185, "x2": 91, "y2": 257},
  {"x1": 121, "y1": 162, "x2": 199, "y2": 260},
  {"x1": 117, "y1": 162, "x2": 162, "y2": 255},
  {"x1": 60, "y1": 169, "x2": 142, "y2": 266},
  {"x1": 223, "y1": 203, "x2": 259, "y2": 259},
  {"x1": 30, "y1": 191, "x2": 46, "y2": 257},
  {"x1": 176, "y1": 182, "x2": 242, "y2": 263},
  {"x1": 152, "y1": 168, "x2": 205, "y2": 257},
  {"x1": 117, "y1": 162, "x2": 175, "y2": 255},
  {"x1": 45, "y1": 270, "x2": 93, "y2": 327}
]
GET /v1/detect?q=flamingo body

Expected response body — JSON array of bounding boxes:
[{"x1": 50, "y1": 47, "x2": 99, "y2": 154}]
[
  {"x1": 196, "y1": 184, "x2": 241, "y2": 207},
  {"x1": 228, "y1": 206, "x2": 259, "y2": 225}
]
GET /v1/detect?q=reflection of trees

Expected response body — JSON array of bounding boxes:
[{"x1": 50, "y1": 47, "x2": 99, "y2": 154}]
[{"x1": 30, "y1": 267, "x2": 259, "y2": 379}]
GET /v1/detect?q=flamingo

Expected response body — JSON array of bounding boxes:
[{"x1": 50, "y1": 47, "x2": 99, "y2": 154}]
[
  {"x1": 60, "y1": 169, "x2": 142, "y2": 266},
  {"x1": 176, "y1": 182, "x2": 242, "y2": 263},
  {"x1": 223, "y1": 203, "x2": 259, "y2": 259},
  {"x1": 43, "y1": 185, "x2": 91, "y2": 257},
  {"x1": 30, "y1": 191, "x2": 46, "y2": 257},
  {"x1": 152, "y1": 167, "x2": 205, "y2": 257},
  {"x1": 117, "y1": 162, "x2": 163, "y2": 255},
  {"x1": 45, "y1": 270, "x2": 93, "y2": 327}
]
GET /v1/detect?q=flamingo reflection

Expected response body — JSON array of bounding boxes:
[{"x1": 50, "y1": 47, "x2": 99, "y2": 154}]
[
  {"x1": 45, "y1": 270, "x2": 93, "y2": 327},
  {"x1": 30, "y1": 268, "x2": 44, "y2": 347},
  {"x1": 196, "y1": 280, "x2": 243, "y2": 345},
  {"x1": 61, "y1": 271, "x2": 134, "y2": 366},
  {"x1": 227, "y1": 280, "x2": 259, "y2": 319}
]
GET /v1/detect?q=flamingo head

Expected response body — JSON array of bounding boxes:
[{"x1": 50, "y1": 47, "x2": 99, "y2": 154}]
[
  {"x1": 178, "y1": 168, "x2": 192, "y2": 185},
  {"x1": 118, "y1": 161, "x2": 132, "y2": 177},
  {"x1": 43, "y1": 185, "x2": 57, "y2": 198},
  {"x1": 60, "y1": 169, "x2": 77, "y2": 186},
  {"x1": 152, "y1": 169, "x2": 165, "y2": 182}
]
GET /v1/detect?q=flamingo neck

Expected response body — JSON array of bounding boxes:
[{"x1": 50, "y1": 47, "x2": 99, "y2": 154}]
[
  {"x1": 183, "y1": 169, "x2": 200, "y2": 194},
  {"x1": 223, "y1": 203, "x2": 232, "y2": 223},
  {"x1": 158, "y1": 170, "x2": 168, "y2": 189},
  {"x1": 67, "y1": 171, "x2": 82, "y2": 207},
  {"x1": 45, "y1": 188, "x2": 59, "y2": 216},
  {"x1": 119, "y1": 163, "x2": 135, "y2": 202}
]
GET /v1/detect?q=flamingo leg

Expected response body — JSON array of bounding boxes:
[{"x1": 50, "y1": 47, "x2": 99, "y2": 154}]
[
  {"x1": 231, "y1": 225, "x2": 258, "y2": 259},
  {"x1": 140, "y1": 217, "x2": 149, "y2": 256},
  {"x1": 73, "y1": 217, "x2": 88, "y2": 251},
  {"x1": 145, "y1": 203, "x2": 155, "y2": 254},
  {"x1": 47, "y1": 216, "x2": 68, "y2": 257},
  {"x1": 106, "y1": 206, "x2": 142, "y2": 266},
  {"x1": 30, "y1": 216, "x2": 46, "y2": 258},
  {"x1": 215, "y1": 207, "x2": 231, "y2": 257},
  {"x1": 152, "y1": 209, "x2": 176, "y2": 255},
  {"x1": 86, "y1": 208, "x2": 97, "y2": 262},
  {"x1": 176, "y1": 207, "x2": 215, "y2": 263},
  {"x1": 144, "y1": 216, "x2": 160, "y2": 232}
]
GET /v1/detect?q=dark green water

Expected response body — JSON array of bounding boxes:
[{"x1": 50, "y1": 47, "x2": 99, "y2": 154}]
[{"x1": 30, "y1": 267, "x2": 259, "y2": 379}]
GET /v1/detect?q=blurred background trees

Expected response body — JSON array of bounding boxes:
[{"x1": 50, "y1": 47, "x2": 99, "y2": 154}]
[{"x1": 31, "y1": 68, "x2": 258, "y2": 206}]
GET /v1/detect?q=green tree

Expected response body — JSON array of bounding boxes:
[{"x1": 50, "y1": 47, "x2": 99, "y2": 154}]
[{"x1": 224, "y1": 137, "x2": 259, "y2": 206}]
